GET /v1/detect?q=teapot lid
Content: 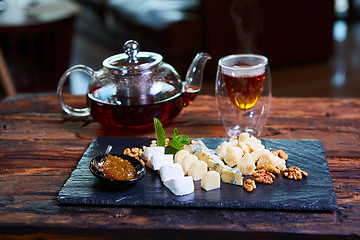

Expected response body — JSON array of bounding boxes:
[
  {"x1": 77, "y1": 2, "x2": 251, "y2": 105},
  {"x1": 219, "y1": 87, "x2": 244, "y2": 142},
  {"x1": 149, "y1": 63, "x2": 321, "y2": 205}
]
[{"x1": 103, "y1": 40, "x2": 162, "y2": 70}]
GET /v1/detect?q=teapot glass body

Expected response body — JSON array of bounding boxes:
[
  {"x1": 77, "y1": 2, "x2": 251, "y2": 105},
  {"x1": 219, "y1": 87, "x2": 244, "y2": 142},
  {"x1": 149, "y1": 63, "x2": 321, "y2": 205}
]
[{"x1": 57, "y1": 40, "x2": 210, "y2": 129}]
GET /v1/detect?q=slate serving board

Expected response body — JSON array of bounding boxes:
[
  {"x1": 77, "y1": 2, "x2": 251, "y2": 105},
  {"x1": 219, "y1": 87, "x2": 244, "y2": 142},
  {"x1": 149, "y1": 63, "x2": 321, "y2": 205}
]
[{"x1": 57, "y1": 137, "x2": 338, "y2": 211}]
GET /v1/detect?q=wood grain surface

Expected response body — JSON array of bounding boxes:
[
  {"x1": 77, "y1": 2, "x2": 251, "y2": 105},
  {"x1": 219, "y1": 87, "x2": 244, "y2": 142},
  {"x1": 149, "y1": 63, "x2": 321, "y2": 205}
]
[{"x1": 0, "y1": 93, "x2": 359, "y2": 239}]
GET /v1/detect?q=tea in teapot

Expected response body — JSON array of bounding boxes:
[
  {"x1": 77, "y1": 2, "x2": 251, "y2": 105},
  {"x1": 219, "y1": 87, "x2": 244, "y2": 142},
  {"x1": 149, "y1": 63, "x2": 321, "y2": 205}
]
[{"x1": 57, "y1": 40, "x2": 210, "y2": 129}]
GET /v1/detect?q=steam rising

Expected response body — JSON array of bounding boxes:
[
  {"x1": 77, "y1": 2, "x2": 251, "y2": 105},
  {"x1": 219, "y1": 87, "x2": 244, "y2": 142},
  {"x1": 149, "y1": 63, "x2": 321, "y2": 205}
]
[{"x1": 230, "y1": 0, "x2": 263, "y2": 54}]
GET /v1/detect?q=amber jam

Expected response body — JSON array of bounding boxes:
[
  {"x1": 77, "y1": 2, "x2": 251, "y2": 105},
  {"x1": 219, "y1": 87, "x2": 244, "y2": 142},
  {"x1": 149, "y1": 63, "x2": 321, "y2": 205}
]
[
  {"x1": 223, "y1": 70, "x2": 265, "y2": 110},
  {"x1": 182, "y1": 85, "x2": 200, "y2": 107},
  {"x1": 100, "y1": 154, "x2": 135, "y2": 180},
  {"x1": 87, "y1": 82, "x2": 183, "y2": 128}
]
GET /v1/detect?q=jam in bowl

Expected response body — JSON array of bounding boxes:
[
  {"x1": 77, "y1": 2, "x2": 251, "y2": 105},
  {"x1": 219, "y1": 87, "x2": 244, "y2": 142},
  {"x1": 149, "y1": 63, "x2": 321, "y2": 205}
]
[{"x1": 89, "y1": 154, "x2": 146, "y2": 187}]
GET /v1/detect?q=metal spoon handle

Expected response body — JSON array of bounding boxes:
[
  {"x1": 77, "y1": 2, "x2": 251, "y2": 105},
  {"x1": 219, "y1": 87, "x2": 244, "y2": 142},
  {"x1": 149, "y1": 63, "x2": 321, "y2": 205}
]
[{"x1": 98, "y1": 145, "x2": 112, "y2": 166}]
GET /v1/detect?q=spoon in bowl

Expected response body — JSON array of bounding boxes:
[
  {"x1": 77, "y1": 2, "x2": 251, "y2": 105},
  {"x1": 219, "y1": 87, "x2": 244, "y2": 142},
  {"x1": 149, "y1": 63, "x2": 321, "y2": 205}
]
[{"x1": 93, "y1": 144, "x2": 112, "y2": 171}]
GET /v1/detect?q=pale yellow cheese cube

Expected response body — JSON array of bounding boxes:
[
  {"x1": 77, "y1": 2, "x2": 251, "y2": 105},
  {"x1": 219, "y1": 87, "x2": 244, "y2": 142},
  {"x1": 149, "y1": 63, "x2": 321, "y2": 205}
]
[
  {"x1": 223, "y1": 145, "x2": 243, "y2": 167},
  {"x1": 181, "y1": 154, "x2": 198, "y2": 175},
  {"x1": 238, "y1": 132, "x2": 250, "y2": 143},
  {"x1": 188, "y1": 161, "x2": 208, "y2": 181},
  {"x1": 257, "y1": 149, "x2": 286, "y2": 171},
  {"x1": 201, "y1": 171, "x2": 220, "y2": 191},
  {"x1": 215, "y1": 141, "x2": 228, "y2": 158},
  {"x1": 236, "y1": 152, "x2": 256, "y2": 175},
  {"x1": 174, "y1": 149, "x2": 190, "y2": 165}
]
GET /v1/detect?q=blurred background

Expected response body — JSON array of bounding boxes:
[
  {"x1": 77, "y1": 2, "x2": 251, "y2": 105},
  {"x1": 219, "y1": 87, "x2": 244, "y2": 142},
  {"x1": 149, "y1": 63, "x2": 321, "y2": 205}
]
[{"x1": 0, "y1": 0, "x2": 359, "y2": 99}]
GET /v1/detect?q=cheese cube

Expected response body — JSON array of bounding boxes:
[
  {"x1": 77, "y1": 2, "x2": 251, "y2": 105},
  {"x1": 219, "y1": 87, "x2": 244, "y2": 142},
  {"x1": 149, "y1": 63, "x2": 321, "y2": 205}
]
[
  {"x1": 141, "y1": 146, "x2": 165, "y2": 161},
  {"x1": 149, "y1": 154, "x2": 173, "y2": 170},
  {"x1": 223, "y1": 145, "x2": 243, "y2": 167},
  {"x1": 238, "y1": 132, "x2": 250, "y2": 143},
  {"x1": 208, "y1": 158, "x2": 226, "y2": 173},
  {"x1": 188, "y1": 161, "x2": 207, "y2": 181},
  {"x1": 159, "y1": 163, "x2": 184, "y2": 182},
  {"x1": 247, "y1": 136, "x2": 265, "y2": 152},
  {"x1": 237, "y1": 141, "x2": 251, "y2": 154},
  {"x1": 236, "y1": 152, "x2": 256, "y2": 175},
  {"x1": 164, "y1": 176, "x2": 194, "y2": 196},
  {"x1": 215, "y1": 141, "x2": 228, "y2": 158},
  {"x1": 257, "y1": 149, "x2": 286, "y2": 171},
  {"x1": 174, "y1": 149, "x2": 190, "y2": 164},
  {"x1": 201, "y1": 171, "x2": 220, "y2": 191},
  {"x1": 181, "y1": 154, "x2": 198, "y2": 175},
  {"x1": 220, "y1": 167, "x2": 243, "y2": 185}
]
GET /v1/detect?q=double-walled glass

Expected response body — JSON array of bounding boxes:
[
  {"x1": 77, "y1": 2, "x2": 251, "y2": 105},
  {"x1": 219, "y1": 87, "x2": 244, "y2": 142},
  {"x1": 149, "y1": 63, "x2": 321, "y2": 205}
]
[{"x1": 216, "y1": 54, "x2": 271, "y2": 137}]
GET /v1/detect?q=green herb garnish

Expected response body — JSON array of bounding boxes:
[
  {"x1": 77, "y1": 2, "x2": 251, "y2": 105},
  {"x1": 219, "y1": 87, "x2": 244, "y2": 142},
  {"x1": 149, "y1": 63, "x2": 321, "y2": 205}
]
[
  {"x1": 154, "y1": 118, "x2": 166, "y2": 147},
  {"x1": 153, "y1": 118, "x2": 191, "y2": 154}
]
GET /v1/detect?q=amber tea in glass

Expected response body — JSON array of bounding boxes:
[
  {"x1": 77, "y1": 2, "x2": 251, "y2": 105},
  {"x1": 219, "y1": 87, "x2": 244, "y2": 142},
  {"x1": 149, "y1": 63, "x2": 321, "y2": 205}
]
[{"x1": 216, "y1": 54, "x2": 271, "y2": 137}]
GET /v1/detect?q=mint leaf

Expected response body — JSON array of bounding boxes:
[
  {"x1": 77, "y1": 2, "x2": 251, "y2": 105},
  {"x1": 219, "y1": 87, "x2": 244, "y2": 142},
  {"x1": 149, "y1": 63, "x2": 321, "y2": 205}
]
[
  {"x1": 154, "y1": 118, "x2": 166, "y2": 147},
  {"x1": 173, "y1": 128, "x2": 178, "y2": 139},
  {"x1": 174, "y1": 135, "x2": 191, "y2": 146}
]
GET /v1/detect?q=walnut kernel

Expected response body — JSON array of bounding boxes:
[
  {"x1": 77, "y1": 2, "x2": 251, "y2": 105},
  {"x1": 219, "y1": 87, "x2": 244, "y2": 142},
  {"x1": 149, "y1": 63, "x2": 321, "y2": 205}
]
[
  {"x1": 272, "y1": 149, "x2": 288, "y2": 160},
  {"x1": 244, "y1": 179, "x2": 256, "y2": 192},
  {"x1": 123, "y1": 147, "x2": 145, "y2": 165},
  {"x1": 252, "y1": 169, "x2": 276, "y2": 184},
  {"x1": 283, "y1": 166, "x2": 308, "y2": 180}
]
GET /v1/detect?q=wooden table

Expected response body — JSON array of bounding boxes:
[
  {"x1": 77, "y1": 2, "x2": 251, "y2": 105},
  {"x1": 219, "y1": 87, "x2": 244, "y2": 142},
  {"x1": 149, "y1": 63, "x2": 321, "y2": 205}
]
[{"x1": 0, "y1": 93, "x2": 359, "y2": 239}]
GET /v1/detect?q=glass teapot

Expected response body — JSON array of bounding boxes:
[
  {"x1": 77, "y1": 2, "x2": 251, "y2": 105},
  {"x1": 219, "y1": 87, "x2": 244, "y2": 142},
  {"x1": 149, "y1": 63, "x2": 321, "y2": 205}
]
[{"x1": 57, "y1": 40, "x2": 211, "y2": 129}]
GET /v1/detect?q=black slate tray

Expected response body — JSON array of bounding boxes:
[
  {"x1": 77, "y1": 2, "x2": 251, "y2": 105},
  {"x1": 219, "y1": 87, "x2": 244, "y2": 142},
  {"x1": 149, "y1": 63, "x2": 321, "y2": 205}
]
[{"x1": 57, "y1": 137, "x2": 338, "y2": 211}]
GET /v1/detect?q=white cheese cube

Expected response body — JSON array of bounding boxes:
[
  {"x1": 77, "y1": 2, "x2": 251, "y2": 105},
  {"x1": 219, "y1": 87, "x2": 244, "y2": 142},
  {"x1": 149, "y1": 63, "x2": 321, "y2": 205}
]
[
  {"x1": 159, "y1": 163, "x2": 184, "y2": 182},
  {"x1": 149, "y1": 154, "x2": 174, "y2": 170},
  {"x1": 141, "y1": 146, "x2": 165, "y2": 161},
  {"x1": 174, "y1": 149, "x2": 190, "y2": 164},
  {"x1": 201, "y1": 171, "x2": 220, "y2": 191},
  {"x1": 181, "y1": 154, "x2": 198, "y2": 175},
  {"x1": 188, "y1": 161, "x2": 207, "y2": 181},
  {"x1": 164, "y1": 176, "x2": 194, "y2": 196}
]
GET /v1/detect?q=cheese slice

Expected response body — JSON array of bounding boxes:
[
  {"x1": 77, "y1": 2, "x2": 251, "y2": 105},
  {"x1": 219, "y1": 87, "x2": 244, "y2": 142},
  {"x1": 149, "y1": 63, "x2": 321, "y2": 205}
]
[
  {"x1": 141, "y1": 146, "x2": 165, "y2": 161},
  {"x1": 188, "y1": 160, "x2": 207, "y2": 181},
  {"x1": 164, "y1": 176, "x2": 194, "y2": 196},
  {"x1": 149, "y1": 154, "x2": 173, "y2": 170},
  {"x1": 201, "y1": 171, "x2": 220, "y2": 191},
  {"x1": 159, "y1": 163, "x2": 184, "y2": 182}
]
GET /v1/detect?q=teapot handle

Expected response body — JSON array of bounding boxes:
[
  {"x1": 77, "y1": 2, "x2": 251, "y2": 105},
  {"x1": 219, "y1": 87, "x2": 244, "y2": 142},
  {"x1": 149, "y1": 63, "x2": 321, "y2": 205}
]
[{"x1": 57, "y1": 65, "x2": 94, "y2": 117}]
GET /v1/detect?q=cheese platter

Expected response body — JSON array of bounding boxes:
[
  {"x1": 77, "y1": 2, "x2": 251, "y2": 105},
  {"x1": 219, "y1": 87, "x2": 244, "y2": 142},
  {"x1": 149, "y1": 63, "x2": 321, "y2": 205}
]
[{"x1": 57, "y1": 136, "x2": 338, "y2": 211}]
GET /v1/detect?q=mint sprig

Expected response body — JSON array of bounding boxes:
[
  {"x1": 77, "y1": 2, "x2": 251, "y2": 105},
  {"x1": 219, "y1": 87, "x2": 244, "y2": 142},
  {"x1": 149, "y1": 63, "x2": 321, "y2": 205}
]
[
  {"x1": 153, "y1": 118, "x2": 191, "y2": 154},
  {"x1": 154, "y1": 118, "x2": 166, "y2": 147}
]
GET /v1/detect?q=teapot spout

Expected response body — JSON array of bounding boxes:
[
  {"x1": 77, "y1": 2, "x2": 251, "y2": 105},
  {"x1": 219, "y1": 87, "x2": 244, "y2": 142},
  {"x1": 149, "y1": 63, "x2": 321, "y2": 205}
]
[{"x1": 184, "y1": 52, "x2": 211, "y2": 93}]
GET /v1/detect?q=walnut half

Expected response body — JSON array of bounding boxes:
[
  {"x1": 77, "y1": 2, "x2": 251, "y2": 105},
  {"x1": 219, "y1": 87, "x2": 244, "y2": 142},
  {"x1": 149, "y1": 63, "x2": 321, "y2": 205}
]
[
  {"x1": 283, "y1": 166, "x2": 308, "y2": 180},
  {"x1": 272, "y1": 149, "x2": 288, "y2": 161},
  {"x1": 244, "y1": 179, "x2": 256, "y2": 192},
  {"x1": 252, "y1": 169, "x2": 276, "y2": 184}
]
